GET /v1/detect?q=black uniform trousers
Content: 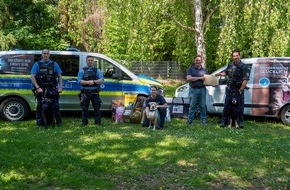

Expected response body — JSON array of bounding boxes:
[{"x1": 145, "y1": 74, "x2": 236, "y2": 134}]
[{"x1": 80, "y1": 90, "x2": 102, "y2": 125}]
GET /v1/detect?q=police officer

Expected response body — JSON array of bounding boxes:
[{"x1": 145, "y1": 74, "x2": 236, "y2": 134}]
[
  {"x1": 77, "y1": 56, "x2": 104, "y2": 127},
  {"x1": 216, "y1": 48, "x2": 249, "y2": 128},
  {"x1": 30, "y1": 49, "x2": 63, "y2": 127}
]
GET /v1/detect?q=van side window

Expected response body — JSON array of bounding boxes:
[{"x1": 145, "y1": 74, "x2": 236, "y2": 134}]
[
  {"x1": 50, "y1": 55, "x2": 79, "y2": 76},
  {"x1": 92, "y1": 57, "x2": 131, "y2": 80}
]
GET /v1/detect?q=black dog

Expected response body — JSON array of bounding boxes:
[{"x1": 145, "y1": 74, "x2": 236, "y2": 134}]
[
  {"x1": 227, "y1": 88, "x2": 240, "y2": 128},
  {"x1": 41, "y1": 88, "x2": 56, "y2": 128}
]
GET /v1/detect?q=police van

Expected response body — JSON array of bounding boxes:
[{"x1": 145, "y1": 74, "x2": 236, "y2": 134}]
[
  {"x1": 175, "y1": 57, "x2": 290, "y2": 125},
  {"x1": 0, "y1": 50, "x2": 163, "y2": 121}
]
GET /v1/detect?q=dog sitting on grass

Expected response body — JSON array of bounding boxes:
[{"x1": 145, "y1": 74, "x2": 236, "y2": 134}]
[
  {"x1": 147, "y1": 102, "x2": 158, "y2": 130},
  {"x1": 141, "y1": 102, "x2": 158, "y2": 130}
]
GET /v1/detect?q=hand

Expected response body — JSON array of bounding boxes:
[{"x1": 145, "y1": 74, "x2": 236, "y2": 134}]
[
  {"x1": 215, "y1": 73, "x2": 220, "y2": 77},
  {"x1": 88, "y1": 80, "x2": 94, "y2": 85},
  {"x1": 36, "y1": 88, "x2": 43, "y2": 94},
  {"x1": 58, "y1": 87, "x2": 63, "y2": 93}
]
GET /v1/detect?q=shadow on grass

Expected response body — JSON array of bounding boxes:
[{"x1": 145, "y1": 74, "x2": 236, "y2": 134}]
[{"x1": 0, "y1": 114, "x2": 289, "y2": 189}]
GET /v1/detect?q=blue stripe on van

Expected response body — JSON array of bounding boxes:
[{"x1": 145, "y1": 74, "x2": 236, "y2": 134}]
[
  {"x1": 122, "y1": 83, "x2": 150, "y2": 94},
  {"x1": 0, "y1": 77, "x2": 151, "y2": 94},
  {"x1": 0, "y1": 78, "x2": 32, "y2": 89}
]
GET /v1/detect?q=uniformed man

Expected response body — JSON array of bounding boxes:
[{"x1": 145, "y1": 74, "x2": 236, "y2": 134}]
[
  {"x1": 30, "y1": 49, "x2": 63, "y2": 127},
  {"x1": 77, "y1": 56, "x2": 104, "y2": 127},
  {"x1": 216, "y1": 48, "x2": 249, "y2": 128}
]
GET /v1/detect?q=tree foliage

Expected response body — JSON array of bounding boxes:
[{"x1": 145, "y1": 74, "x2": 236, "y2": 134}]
[{"x1": 1, "y1": 0, "x2": 290, "y2": 73}]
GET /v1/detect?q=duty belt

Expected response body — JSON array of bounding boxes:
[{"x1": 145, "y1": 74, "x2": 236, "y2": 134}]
[
  {"x1": 82, "y1": 89, "x2": 99, "y2": 94},
  {"x1": 227, "y1": 81, "x2": 242, "y2": 88}
]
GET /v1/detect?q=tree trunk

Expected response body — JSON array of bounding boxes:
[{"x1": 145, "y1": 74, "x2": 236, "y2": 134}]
[{"x1": 194, "y1": 0, "x2": 206, "y2": 68}]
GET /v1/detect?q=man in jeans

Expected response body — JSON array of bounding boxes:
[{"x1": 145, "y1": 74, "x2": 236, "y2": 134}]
[{"x1": 186, "y1": 55, "x2": 208, "y2": 126}]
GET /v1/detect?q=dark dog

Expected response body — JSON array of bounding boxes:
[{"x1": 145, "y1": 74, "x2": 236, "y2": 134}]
[
  {"x1": 227, "y1": 88, "x2": 240, "y2": 128},
  {"x1": 41, "y1": 88, "x2": 56, "y2": 128}
]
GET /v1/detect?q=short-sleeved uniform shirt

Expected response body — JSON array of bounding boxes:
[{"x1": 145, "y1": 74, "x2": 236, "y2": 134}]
[
  {"x1": 30, "y1": 59, "x2": 62, "y2": 75},
  {"x1": 77, "y1": 66, "x2": 104, "y2": 91}
]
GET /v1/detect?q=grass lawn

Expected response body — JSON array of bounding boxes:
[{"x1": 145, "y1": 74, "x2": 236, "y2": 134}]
[
  {"x1": 0, "y1": 114, "x2": 289, "y2": 190},
  {"x1": 1, "y1": 81, "x2": 289, "y2": 189}
]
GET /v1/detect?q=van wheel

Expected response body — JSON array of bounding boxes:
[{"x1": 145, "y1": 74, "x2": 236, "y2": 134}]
[
  {"x1": 281, "y1": 105, "x2": 290, "y2": 125},
  {"x1": 0, "y1": 98, "x2": 29, "y2": 121}
]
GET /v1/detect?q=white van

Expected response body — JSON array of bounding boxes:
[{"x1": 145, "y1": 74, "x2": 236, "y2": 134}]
[
  {"x1": 0, "y1": 50, "x2": 163, "y2": 121},
  {"x1": 175, "y1": 57, "x2": 290, "y2": 125}
]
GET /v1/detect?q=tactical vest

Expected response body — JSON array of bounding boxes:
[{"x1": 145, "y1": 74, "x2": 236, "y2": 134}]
[
  {"x1": 35, "y1": 61, "x2": 57, "y2": 87},
  {"x1": 81, "y1": 67, "x2": 100, "y2": 88},
  {"x1": 228, "y1": 62, "x2": 246, "y2": 86}
]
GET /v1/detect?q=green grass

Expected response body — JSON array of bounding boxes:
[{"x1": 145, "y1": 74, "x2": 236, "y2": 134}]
[{"x1": 0, "y1": 115, "x2": 290, "y2": 190}]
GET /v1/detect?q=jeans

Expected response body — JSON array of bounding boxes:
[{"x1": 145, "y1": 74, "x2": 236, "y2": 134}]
[{"x1": 187, "y1": 87, "x2": 206, "y2": 124}]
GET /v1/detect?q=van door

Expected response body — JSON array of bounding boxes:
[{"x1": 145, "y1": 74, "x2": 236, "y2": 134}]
[
  {"x1": 50, "y1": 54, "x2": 81, "y2": 110},
  {"x1": 251, "y1": 58, "x2": 290, "y2": 116},
  {"x1": 91, "y1": 57, "x2": 126, "y2": 111}
]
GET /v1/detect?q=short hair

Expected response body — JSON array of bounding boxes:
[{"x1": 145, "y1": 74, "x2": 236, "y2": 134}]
[
  {"x1": 232, "y1": 48, "x2": 240, "y2": 56},
  {"x1": 42, "y1": 49, "x2": 50, "y2": 53},
  {"x1": 86, "y1": 55, "x2": 93, "y2": 60},
  {"x1": 194, "y1": 55, "x2": 202, "y2": 61},
  {"x1": 150, "y1": 85, "x2": 158, "y2": 90}
]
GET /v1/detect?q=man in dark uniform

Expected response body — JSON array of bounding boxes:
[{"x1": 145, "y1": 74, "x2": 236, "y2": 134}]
[
  {"x1": 216, "y1": 48, "x2": 249, "y2": 128},
  {"x1": 30, "y1": 49, "x2": 63, "y2": 127},
  {"x1": 77, "y1": 56, "x2": 104, "y2": 127},
  {"x1": 186, "y1": 55, "x2": 208, "y2": 126}
]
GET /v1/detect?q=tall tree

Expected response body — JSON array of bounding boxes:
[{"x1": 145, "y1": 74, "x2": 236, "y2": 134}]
[{"x1": 194, "y1": 0, "x2": 206, "y2": 67}]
